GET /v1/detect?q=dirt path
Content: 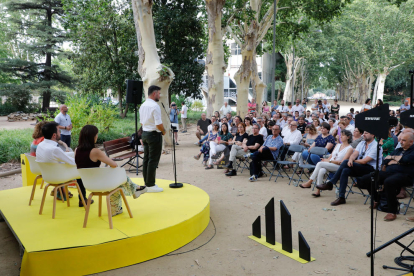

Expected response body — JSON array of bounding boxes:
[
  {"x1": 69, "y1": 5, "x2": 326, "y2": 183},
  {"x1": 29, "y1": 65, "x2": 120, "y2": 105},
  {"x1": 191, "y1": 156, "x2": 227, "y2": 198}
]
[{"x1": 0, "y1": 102, "x2": 409, "y2": 276}]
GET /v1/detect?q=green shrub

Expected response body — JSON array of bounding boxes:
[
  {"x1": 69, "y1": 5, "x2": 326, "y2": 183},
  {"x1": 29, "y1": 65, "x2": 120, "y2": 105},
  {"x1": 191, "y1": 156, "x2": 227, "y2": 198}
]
[
  {"x1": 190, "y1": 100, "x2": 204, "y2": 112},
  {"x1": 0, "y1": 129, "x2": 33, "y2": 163},
  {"x1": 0, "y1": 102, "x2": 18, "y2": 116}
]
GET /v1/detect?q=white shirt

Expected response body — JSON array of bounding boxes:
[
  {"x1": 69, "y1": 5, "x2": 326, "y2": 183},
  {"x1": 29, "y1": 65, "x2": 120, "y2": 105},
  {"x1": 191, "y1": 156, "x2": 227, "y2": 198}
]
[
  {"x1": 323, "y1": 102, "x2": 331, "y2": 111},
  {"x1": 291, "y1": 104, "x2": 305, "y2": 116},
  {"x1": 181, "y1": 105, "x2": 188, "y2": 118},
  {"x1": 355, "y1": 140, "x2": 382, "y2": 168},
  {"x1": 345, "y1": 124, "x2": 355, "y2": 132},
  {"x1": 330, "y1": 144, "x2": 352, "y2": 162},
  {"x1": 55, "y1": 112, "x2": 72, "y2": 135},
  {"x1": 277, "y1": 105, "x2": 289, "y2": 113},
  {"x1": 279, "y1": 119, "x2": 287, "y2": 129},
  {"x1": 220, "y1": 105, "x2": 232, "y2": 115},
  {"x1": 281, "y1": 125, "x2": 290, "y2": 137},
  {"x1": 36, "y1": 139, "x2": 76, "y2": 165},
  {"x1": 283, "y1": 129, "x2": 302, "y2": 145},
  {"x1": 259, "y1": 126, "x2": 268, "y2": 141},
  {"x1": 139, "y1": 98, "x2": 163, "y2": 132},
  {"x1": 361, "y1": 104, "x2": 372, "y2": 112}
]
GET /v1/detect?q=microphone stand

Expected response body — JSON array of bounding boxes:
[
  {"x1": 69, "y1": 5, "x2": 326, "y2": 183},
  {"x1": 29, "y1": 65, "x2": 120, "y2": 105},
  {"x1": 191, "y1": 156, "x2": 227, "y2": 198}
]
[{"x1": 161, "y1": 103, "x2": 183, "y2": 188}]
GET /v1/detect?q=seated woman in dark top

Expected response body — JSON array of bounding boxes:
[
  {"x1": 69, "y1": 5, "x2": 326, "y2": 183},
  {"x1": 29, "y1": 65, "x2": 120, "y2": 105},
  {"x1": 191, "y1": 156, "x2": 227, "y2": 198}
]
[
  {"x1": 206, "y1": 123, "x2": 233, "y2": 169},
  {"x1": 75, "y1": 125, "x2": 147, "y2": 217},
  {"x1": 301, "y1": 122, "x2": 335, "y2": 165},
  {"x1": 219, "y1": 123, "x2": 249, "y2": 173}
]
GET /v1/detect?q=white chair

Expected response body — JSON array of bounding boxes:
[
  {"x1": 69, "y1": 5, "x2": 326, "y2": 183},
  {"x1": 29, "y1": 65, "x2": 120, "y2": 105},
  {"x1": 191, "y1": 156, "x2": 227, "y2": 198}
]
[
  {"x1": 77, "y1": 167, "x2": 133, "y2": 229},
  {"x1": 25, "y1": 154, "x2": 45, "y2": 206},
  {"x1": 37, "y1": 162, "x2": 87, "y2": 219}
]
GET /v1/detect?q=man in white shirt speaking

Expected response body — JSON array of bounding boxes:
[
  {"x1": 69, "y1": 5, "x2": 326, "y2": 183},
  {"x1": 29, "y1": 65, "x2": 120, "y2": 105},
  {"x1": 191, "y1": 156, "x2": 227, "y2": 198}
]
[
  {"x1": 180, "y1": 102, "x2": 188, "y2": 133},
  {"x1": 54, "y1": 104, "x2": 73, "y2": 147},
  {"x1": 139, "y1": 86, "x2": 166, "y2": 193}
]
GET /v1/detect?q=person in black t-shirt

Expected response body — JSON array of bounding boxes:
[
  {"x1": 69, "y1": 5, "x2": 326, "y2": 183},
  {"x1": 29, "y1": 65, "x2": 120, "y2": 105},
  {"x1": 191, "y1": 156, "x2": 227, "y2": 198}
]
[
  {"x1": 297, "y1": 116, "x2": 307, "y2": 135},
  {"x1": 225, "y1": 124, "x2": 263, "y2": 176},
  {"x1": 196, "y1": 113, "x2": 212, "y2": 143}
]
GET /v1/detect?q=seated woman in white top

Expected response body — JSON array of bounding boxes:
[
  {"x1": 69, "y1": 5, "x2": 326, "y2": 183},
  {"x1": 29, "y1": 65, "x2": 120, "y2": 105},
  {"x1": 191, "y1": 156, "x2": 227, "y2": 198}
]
[
  {"x1": 360, "y1": 98, "x2": 372, "y2": 112},
  {"x1": 299, "y1": 130, "x2": 354, "y2": 197}
]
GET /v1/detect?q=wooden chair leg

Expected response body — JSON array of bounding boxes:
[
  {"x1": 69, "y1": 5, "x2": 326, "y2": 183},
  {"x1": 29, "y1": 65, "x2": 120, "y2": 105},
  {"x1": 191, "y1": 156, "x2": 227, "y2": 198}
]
[
  {"x1": 64, "y1": 185, "x2": 70, "y2": 207},
  {"x1": 39, "y1": 184, "x2": 50, "y2": 215},
  {"x1": 106, "y1": 196, "x2": 113, "y2": 229},
  {"x1": 119, "y1": 189, "x2": 133, "y2": 218},
  {"x1": 59, "y1": 187, "x2": 65, "y2": 203},
  {"x1": 98, "y1": 195, "x2": 102, "y2": 217},
  {"x1": 75, "y1": 182, "x2": 87, "y2": 210},
  {"x1": 40, "y1": 177, "x2": 44, "y2": 189},
  {"x1": 29, "y1": 175, "x2": 41, "y2": 206},
  {"x1": 53, "y1": 186, "x2": 58, "y2": 219},
  {"x1": 83, "y1": 193, "x2": 94, "y2": 228}
]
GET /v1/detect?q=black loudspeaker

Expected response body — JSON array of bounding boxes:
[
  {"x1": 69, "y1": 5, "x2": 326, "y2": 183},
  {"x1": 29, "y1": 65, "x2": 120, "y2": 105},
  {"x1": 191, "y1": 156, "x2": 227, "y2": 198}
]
[{"x1": 126, "y1": 80, "x2": 143, "y2": 105}]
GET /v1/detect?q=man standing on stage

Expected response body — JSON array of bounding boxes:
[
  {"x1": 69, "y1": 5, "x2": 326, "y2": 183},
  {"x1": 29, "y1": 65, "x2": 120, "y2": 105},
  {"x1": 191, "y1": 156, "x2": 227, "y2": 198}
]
[
  {"x1": 139, "y1": 85, "x2": 166, "y2": 193},
  {"x1": 54, "y1": 104, "x2": 73, "y2": 147}
]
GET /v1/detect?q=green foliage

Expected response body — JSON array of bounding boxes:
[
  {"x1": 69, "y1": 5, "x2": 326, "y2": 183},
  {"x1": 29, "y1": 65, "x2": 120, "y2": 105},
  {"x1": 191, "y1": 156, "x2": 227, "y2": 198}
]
[
  {"x1": 171, "y1": 94, "x2": 191, "y2": 108},
  {"x1": 0, "y1": 101, "x2": 18, "y2": 115},
  {"x1": 0, "y1": 128, "x2": 33, "y2": 163},
  {"x1": 55, "y1": 95, "x2": 118, "y2": 146},
  {"x1": 190, "y1": 100, "x2": 204, "y2": 112},
  {"x1": 62, "y1": 0, "x2": 139, "y2": 117},
  {"x1": 0, "y1": 0, "x2": 73, "y2": 110},
  {"x1": 153, "y1": 0, "x2": 205, "y2": 99}
]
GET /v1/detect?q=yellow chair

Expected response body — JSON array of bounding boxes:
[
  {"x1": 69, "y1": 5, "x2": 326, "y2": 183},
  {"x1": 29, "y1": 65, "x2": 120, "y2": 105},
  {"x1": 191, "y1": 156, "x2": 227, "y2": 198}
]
[
  {"x1": 37, "y1": 162, "x2": 86, "y2": 219},
  {"x1": 77, "y1": 167, "x2": 133, "y2": 229}
]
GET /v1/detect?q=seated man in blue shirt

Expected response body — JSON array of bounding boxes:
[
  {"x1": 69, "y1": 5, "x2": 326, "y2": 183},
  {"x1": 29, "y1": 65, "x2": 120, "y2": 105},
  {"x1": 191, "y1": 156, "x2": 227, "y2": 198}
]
[
  {"x1": 317, "y1": 131, "x2": 382, "y2": 206},
  {"x1": 246, "y1": 125, "x2": 284, "y2": 182},
  {"x1": 356, "y1": 132, "x2": 414, "y2": 221}
]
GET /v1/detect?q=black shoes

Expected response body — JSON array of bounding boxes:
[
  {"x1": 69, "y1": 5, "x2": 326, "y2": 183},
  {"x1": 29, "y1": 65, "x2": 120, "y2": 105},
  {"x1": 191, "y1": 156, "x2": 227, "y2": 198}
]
[{"x1": 225, "y1": 170, "x2": 237, "y2": 176}]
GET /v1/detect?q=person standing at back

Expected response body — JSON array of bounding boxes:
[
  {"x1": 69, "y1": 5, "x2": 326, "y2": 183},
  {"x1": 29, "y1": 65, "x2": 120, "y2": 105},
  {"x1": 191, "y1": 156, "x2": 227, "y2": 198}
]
[
  {"x1": 54, "y1": 104, "x2": 73, "y2": 147},
  {"x1": 180, "y1": 102, "x2": 188, "y2": 133},
  {"x1": 139, "y1": 85, "x2": 166, "y2": 193}
]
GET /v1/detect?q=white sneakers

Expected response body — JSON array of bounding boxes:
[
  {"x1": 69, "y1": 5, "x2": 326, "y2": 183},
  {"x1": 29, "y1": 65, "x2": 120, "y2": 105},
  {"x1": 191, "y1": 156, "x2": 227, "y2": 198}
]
[
  {"x1": 146, "y1": 185, "x2": 164, "y2": 193},
  {"x1": 133, "y1": 186, "x2": 148, "y2": 199}
]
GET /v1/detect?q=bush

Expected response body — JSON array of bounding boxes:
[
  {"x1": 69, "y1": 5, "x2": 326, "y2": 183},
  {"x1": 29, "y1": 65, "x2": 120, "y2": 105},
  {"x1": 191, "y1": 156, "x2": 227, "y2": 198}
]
[
  {"x1": 0, "y1": 129, "x2": 33, "y2": 163},
  {"x1": 0, "y1": 102, "x2": 18, "y2": 115},
  {"x1": 191, "y1": 100, "x2": 204, "y2": 112},
  {"x1": 53, "y1": 95, "x2": 118, "y2": 147}
]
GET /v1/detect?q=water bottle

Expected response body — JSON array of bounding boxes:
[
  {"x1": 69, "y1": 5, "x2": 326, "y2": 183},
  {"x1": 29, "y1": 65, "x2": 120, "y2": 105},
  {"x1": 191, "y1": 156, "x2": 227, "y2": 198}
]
[
  {"x1": 335, "y1": 188, "x2": 339, "y2": 198},
  {"x1": 400, "y1": 203, "x2": 405, "y2": 214}
]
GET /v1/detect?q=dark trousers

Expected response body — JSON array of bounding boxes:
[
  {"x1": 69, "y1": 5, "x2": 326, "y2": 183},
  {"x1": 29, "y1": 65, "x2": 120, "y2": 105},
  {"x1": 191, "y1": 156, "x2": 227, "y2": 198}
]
[
  {"x1": 142, "y1": 131, "x2": 163, "y2": 187},
  {"x1": 279, "y1": 145, "x2": 293, "y2": 161},
  {"x1": 250, "y1": 148, "x2": 275, "y2": 177},
  {"x1": 76, "y1": 178, "x2": 87, "y2": 202},
  {"x1": 60, "y1": 134, "x2": 71, "y2": 147},
  {"x1": 357, "y1": 171, "x2": 413, "y2": 214},
  {"x1": 329, "y1": 159, "x2": 375, "y2": 198}
]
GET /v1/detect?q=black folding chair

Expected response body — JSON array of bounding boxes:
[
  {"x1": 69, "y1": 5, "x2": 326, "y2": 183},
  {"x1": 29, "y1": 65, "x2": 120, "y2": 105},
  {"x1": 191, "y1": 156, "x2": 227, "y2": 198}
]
[
  {"x1": 397, "y1": 183, "x2": 414, "y2": 215},
  {"x1": 292, "y1": 147, "x2": 328, "y2": 186},
  {"x1": 274, "y1": 145, "x2": 305, "y2": 183},
  {"x1": 261, "y1": 149, "x2": 284, "y2": 181}
]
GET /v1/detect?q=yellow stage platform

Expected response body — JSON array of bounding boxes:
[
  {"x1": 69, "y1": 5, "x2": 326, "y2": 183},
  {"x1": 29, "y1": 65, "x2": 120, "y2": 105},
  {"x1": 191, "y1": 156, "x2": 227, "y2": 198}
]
[{"x1": 0, "y1": 179, "x2": 210, "y2": 276}]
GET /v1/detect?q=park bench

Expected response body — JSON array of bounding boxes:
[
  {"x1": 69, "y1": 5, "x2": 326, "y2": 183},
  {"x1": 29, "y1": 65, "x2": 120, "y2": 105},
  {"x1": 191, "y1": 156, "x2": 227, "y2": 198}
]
[{"x1": 103, "y1": 137, "x2": 143, "y2": 171}]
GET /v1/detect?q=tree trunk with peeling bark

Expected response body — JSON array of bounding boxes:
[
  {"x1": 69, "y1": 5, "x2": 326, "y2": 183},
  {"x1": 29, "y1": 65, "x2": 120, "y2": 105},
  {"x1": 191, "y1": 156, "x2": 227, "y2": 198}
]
[
  {"x1": 234, "y1": 48, "x2": 252, "y2": 118},
  {"x1": 131, "y1": 0, "x2": 174, "y2": 146},
  {"x1": 205, "y1": 0, "x2": 226, "y2": 117},
  {"x1": 374, "y1": 71, "x2": 387, "y2": 104}
]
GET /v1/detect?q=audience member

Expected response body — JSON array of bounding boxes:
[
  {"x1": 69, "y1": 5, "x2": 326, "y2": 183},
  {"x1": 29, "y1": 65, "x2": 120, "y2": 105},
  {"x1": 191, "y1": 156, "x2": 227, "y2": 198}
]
[
  {"x1": 361, "y1": 98, "x2": 372, "y2": 112},
  {"x1": 305, "y1": 110, "x2": 312, "y2": 122},
  {"x1": 341, "y1": 116, "x2": 355, "y2": 132},
  {"x1": 277, "y1": 100, "x2": 289, "y2": 113},
  {"x1": 287, "y1": 102, "x2": 293, "y2": 114},
  {"x1": 331, "y1": 99, "x2": 340, "y2": 114},
  {"x1": 299, "y1": 130, "x2": 353, "y2": 197},
  {"x1": 347, "y1": 113, "x2": 355, "y2": 126},
  {"x1": 313, "y1": 119, "x2": 320, "y2": 132},
  {"x1": 271, "y1": 100, "x2": 279, "y2": 115},
  {"x1": 257, "y1": 117, "x2": 268, "y2": 141},
  {"x1": 317, "y1": 131, "x2": 382, "y2": 206},
  {"x1": 378, "y1": 127, "x2": 395, "y2": 158},
  {"x1": 205, "y1": 123, "x2": 233, "y2": 169},
  {"x1": 297, "y1": 116, "x2": 307, "y2": 134},
  {"x1": 54, "y1": 104, "x2": 73, "y2": 147},
  {"x1": 195, "y1": 113, "x2": 211, "y2": 144},
  {"x1": 248, "y1": 98, "x2": 257, "y2": 113},
  {"x1": 351, "y1": 128, "x2": 364, "y2": 148},
  {"x1": 180, "y1": 102, "x2": 188, "y2": 133},
  {"x1": 226, "y1": 112, "x2": 233, "y2": 125},
  {"x1": 279, "y1": 121, "x2": 302, "y2": 161},
  {"x1": 292, "y1": 99, "x2": 305, "y2": 116},
  {"x1": 393, "y1": 123, "x2": 403, "y2": 137},
  {"x1": 311, "y1": 99, "x2": 319, "y2": 112},
  {"x1": 169, "y1": 102, "x2": 179, "y2": 145},
  {"x1": 301, "y1": 122, "x2": 335, "y2": 165},
  {"x1": 247, "y1": 125, "x2": 283, "y2": 182},
  {"x1": 356, "y1": 132, "x2": 414, "y2": 221},
  {"x1": 230, "y1": 116, "x2": 241, "y2": 135},
  {"x1": 244, "y1": 117, "x2": 253, "y2": 135},
  {"x1": 225, "y1": 124, "x2": 263, "y2": 176},
  {"x1": 220, "y1": 101, "x2": 232, "y2": 116},
  {"x1": 375, "y1": 99, "x2": 384, "y2": 108},
  {"x1": 194, "y1": 121, "x2": 220, "y2": 165},
  {"x1": 262, "y1": 101, "x2": 270, "y2": 114},
  {"x1": 400, "y1": 99, "x2": 410, "y2": 113},
  {"x1": 223, "y1": 123, "x2": 248, "y2": 174},
  {"x1": 323, "y1": 99, "x2": 331, "y2": 112}
]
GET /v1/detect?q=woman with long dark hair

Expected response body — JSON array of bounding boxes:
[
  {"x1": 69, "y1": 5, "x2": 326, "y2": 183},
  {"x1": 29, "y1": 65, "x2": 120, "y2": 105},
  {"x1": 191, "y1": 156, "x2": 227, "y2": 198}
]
[
  {"x1": 75, "y1": 125, "x2": 147, "y2": 217},
  {"x1": 206, "y1": 123, "x2": 233, "y2": 169}
]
